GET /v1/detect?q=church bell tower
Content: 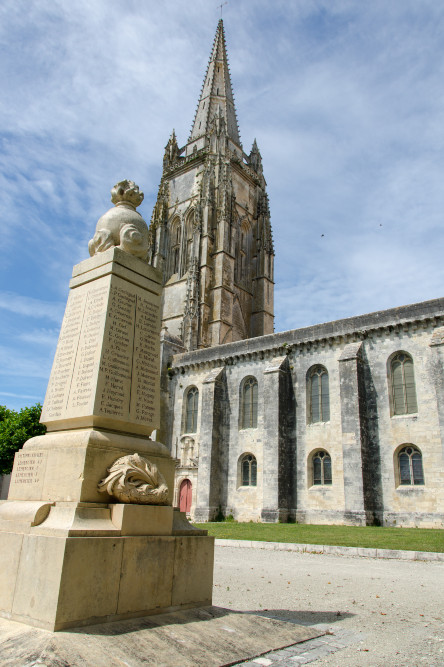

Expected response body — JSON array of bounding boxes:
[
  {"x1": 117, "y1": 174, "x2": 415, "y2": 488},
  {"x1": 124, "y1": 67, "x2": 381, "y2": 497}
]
[{"x1": 148, "y1": 20, "x2": 274, "y2": 351}]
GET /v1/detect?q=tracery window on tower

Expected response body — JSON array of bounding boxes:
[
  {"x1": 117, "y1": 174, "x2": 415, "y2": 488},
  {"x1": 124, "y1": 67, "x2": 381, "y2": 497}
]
[
  {"x1": 307, "y1": 365, "x2": 330, "y2": 424},
  {"x1": 396, "y1": 445, "x2": 424, "y2": 486},
  {"x1": 389, "y1": 352, "x2": 418, "y2": 416},
  {"x1": 235, "y1": 220, "x2": 251, "y2": 288},
  {"x1": 239, "y1": 376, "x2": 258, "y2": 429},
  {"x1": 184, "y1": 211, "x2": 195, "y2": 272},
  {"x1": 168, "y1": 217, "x2": 181, "y2": 279}
]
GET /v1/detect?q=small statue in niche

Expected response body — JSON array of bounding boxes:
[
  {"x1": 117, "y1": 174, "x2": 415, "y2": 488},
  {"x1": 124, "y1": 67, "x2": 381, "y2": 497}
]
[{"x1": 88, "y1": 180, "x2": 149, "y2": 259}]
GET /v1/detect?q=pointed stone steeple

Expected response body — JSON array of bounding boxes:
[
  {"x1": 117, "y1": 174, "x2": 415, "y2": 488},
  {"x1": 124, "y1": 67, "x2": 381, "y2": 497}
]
[
  {"x1": 149, "y1": 20, "x2": 274, "y2": 353},
  {"x1": 188, "y1": 19, "x2": 241, "y2": 149}
]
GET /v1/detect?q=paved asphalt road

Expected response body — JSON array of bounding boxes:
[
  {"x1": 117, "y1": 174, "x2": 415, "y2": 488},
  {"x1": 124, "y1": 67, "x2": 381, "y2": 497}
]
[{"x1": 212, "y1": 545, "x2": 444, "y2": 666}]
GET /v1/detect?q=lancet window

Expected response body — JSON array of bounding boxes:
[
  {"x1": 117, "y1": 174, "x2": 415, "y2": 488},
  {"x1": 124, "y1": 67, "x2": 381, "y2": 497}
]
[
  {"x1": 308, "y1": 366, "x2": 330, "y2": 423},
  {"x1": 390, "y1": 352, "x2": 418, "y2": 416},
  {"x1": 240, "y1": 377, "x2": 258, "y2": 429},
  {"x1": 184, "y1": 386, "x2": 199, "y2": 433}
]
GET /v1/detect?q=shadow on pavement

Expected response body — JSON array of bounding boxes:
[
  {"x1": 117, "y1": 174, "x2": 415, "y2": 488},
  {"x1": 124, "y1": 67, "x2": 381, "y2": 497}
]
[{"x1": 246, "y1": 609, "x2": 355, "y2": 625}]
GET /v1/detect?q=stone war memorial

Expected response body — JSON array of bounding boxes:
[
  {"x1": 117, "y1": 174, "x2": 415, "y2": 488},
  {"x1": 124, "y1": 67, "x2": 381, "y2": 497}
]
[
  {"x1": 0, "y1": 180, "x2": 214, "y2": 632},
  {"x1": 0, "y1": 178, "x2": 320, "y2": 667}
]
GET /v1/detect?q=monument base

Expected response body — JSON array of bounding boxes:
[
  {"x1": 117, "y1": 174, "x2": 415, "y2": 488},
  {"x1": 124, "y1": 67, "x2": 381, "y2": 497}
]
[
  {"x1": 0, "y1": 501, "x2": 213, "y2": 631},
  {"x1": 0, "y1": 428, "x2": 214, "y2": 632},
  {"x1": 6, "y1": 428, "x2": 176, "y2": 506}
]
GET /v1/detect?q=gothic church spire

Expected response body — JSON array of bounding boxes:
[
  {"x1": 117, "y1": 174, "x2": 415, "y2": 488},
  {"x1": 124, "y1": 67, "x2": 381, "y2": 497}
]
[
  {"x1": 149, "y1": 20, "x2": 274, "y2": 352},
  {"x1": 188, "y1": 19, "x2": 241, "y2": 148}
]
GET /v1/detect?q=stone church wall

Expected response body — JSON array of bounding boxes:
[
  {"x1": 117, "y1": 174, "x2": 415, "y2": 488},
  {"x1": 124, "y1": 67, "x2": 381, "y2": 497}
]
[{"x1": 166, "y1": 298, "x2": 444, "y2": 527}]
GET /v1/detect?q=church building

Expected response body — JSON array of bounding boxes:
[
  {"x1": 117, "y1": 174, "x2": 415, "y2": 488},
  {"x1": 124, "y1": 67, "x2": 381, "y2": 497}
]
[{"x1": 149, "y1": 20, "x2": 444, "y2": 528}]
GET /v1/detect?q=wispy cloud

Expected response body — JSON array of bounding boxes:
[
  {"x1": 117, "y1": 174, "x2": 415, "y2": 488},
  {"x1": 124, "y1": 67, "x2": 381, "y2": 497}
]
[
  {"x1": 0, "y1": 344, "x2": 53, "y2": 379},
  {"x1": 0, "y1": 392, "x2": 42, "y2": 401},
  {"x1": 0, "y1": 292, "x2": 64, "y2": 323},
  {"x1": 18, "y1": 328, "x2": 59, "y2": 347}
]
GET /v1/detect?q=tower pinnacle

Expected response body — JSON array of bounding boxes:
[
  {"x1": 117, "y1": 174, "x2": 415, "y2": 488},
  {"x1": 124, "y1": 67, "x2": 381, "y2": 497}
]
[{"x1": 188, "y1": 19, "x2": 241, "y2": 148}]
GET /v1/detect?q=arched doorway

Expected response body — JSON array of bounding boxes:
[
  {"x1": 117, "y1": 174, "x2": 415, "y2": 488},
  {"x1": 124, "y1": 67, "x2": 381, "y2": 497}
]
[{"x1": 179, "y1": 479, "x2": 192, "y2": 514}]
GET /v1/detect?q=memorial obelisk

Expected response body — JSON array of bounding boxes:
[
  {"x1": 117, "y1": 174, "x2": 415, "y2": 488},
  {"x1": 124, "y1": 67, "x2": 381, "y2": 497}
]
[{"x1": 0, "y1": 181, "x2": 214, "y2": 631}]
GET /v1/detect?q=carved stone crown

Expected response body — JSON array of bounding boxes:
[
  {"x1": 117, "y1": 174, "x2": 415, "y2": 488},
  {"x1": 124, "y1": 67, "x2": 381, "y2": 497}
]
[{"x1": 111, "y1": 180, "x2": 144, "y2": 210}]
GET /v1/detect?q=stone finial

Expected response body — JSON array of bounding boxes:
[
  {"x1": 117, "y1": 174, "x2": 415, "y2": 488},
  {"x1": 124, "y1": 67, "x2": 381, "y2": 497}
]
[{"x1": 88, "y1": 180, "x2": 149, "y2": 259}]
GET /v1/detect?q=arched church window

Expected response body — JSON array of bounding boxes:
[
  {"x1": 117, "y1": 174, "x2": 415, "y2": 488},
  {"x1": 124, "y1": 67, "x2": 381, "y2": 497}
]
[
  {"x1": 311, "y1": 450, "x2": 332, "y2": 486},
  {"x1": 184, "y1": 386, "x2": 199, "y2": 433},
  {"x1": 398, "y1": 445, "x2": 424, "y2": 485},
  {"x1": 389, "y1": 352, "x2": 417, "y2": 415},
  {"x1": 240, "y1": 454, "x2": 257, "y2": 487},
  {"x1": 240, "y1": 377, "x2": 258, "y2": 429},
  {"x1": 307, "y1": 366, "x2": 330, "y2": 423},
  {"x1": 185, "y1": 211, "x2": 195, "y2": 271}
]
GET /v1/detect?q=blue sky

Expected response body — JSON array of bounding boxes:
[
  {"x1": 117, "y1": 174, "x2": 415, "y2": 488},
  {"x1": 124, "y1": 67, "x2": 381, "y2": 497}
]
[{"x1": 1, "y1": 0, "x2": 444, "y2": 411}]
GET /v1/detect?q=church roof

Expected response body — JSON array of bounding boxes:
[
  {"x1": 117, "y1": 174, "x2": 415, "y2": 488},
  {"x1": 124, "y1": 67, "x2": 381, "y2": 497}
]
[{"x1": 188, "y1": 19, "x2": 241, "y2": 148}]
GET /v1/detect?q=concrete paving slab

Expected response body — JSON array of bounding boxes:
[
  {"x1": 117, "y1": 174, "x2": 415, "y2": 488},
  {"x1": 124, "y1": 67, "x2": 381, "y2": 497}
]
[{"x1": 0, "y1": 605, "x2": 323, "y2": 667}]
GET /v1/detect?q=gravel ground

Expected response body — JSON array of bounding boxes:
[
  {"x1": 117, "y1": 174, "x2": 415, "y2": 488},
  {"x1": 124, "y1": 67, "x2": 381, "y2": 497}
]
[{"x1": 212, "y1": 545, "x2": 444, "y2": 666}]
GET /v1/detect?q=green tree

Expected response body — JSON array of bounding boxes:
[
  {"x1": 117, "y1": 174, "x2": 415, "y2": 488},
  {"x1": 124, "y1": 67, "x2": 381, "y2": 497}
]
[{"x1": 0, "y1": 404, "x2": 46, "y2": 475}]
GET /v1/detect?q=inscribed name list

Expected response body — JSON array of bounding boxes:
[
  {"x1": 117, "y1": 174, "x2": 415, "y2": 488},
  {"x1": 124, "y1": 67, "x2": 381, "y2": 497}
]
[
  {"x1": 10, "y1": 450, "x2": 47, "y2": 495},
  {"x1": 41, "y1": 273, "x2": 160, "y2": 435}
]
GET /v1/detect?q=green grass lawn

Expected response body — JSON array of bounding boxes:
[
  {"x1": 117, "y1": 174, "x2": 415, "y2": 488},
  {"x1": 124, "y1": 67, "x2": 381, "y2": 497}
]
[{"x1": 194, "y1": 522, "x2": 444, "y2": 552}]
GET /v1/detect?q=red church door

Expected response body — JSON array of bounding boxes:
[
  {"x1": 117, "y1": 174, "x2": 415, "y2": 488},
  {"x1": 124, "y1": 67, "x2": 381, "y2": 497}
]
[{"x1": 179, "y1": 479, "x2": 192, "y2": 514}]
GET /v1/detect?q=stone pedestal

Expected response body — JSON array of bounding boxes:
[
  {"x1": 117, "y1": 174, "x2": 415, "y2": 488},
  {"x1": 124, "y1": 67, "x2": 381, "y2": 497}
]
[
  {"x1": 0, "y1": 502, "x2": 213, "y2": 631},
  {"x1": 0, "y1": 239, "x2": 213, "y2": 631}
]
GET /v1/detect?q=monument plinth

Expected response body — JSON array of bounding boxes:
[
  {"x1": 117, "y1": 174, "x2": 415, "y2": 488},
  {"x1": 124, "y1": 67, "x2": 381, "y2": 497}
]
[{"x1": 0, "y1": 181, "x2": 214, "y2": 631}]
